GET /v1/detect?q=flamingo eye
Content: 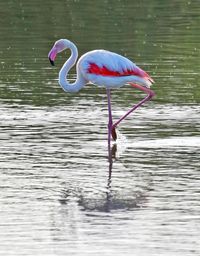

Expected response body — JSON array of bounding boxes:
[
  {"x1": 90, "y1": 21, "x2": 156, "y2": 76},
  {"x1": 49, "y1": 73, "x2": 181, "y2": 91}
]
[{"x1": 55, "y1": 40, "x2": 66, "y2": 53}]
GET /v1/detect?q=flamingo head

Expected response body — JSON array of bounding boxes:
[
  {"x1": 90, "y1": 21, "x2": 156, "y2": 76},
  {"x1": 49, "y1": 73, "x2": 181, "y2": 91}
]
[{"x1": 48, "y1": 39, "x2": 70, "y2": 66}]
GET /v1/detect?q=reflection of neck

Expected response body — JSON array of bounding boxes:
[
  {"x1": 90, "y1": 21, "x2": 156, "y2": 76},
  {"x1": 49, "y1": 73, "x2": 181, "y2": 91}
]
[{"x1": 58, "y1": 42, "x2": 87, "y2": 93}]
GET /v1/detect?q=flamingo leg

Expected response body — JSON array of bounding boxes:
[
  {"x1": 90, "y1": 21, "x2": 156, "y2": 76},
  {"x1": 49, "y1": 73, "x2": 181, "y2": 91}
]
[
  {"x1": 111, "y1": 83, "x2": 155, "y2": 139},
  {"x1": 106, "y1": 89, "x2": 113, "y2": 151}
]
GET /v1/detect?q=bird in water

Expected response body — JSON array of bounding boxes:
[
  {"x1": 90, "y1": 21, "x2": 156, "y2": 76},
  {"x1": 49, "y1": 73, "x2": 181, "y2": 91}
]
[{"x1": 48, "y1": 39, "x2": 155, "y2": 146}]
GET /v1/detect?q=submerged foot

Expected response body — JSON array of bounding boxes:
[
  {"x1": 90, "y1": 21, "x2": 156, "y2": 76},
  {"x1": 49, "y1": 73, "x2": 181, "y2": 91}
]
[{"x1": 111, "y1": 143, "x2": 117, "y2": 158}]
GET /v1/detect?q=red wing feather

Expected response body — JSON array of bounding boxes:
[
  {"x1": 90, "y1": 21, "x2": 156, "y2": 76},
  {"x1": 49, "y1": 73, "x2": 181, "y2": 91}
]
[{"x1": 87, "y1": 63, "x2": 144, "y2": 77}]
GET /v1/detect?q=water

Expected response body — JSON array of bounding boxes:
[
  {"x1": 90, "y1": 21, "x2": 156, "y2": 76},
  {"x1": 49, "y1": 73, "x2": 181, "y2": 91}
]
[{"x1": 0, "y1": 0, "x2": 200, "y2": 255}]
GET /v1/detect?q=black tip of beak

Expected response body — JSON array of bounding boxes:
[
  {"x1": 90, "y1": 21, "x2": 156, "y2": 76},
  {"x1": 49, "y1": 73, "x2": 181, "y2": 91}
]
[{"x1": 49, "y1": 58, "x2": 55, "y2": 66}]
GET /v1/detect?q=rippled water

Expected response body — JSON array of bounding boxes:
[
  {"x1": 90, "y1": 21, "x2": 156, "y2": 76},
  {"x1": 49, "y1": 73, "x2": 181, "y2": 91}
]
[{"x1": 0, "y1": 0, "x2": 200, "y2": 255}]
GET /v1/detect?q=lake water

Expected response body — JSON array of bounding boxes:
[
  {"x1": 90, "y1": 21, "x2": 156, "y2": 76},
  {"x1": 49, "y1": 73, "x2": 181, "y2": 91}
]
[{"x1": 0, "y1": 0, "x2": 200, "y2": 255}]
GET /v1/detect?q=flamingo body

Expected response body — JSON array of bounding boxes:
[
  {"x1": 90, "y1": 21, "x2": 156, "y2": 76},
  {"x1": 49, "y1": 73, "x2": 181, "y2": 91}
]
[
  {"x1": 77, "y1": 50, "x2": 153, "y2": 88},
  {"x1": 48, "y1": 39, "x2": 154, "y2": 92}
]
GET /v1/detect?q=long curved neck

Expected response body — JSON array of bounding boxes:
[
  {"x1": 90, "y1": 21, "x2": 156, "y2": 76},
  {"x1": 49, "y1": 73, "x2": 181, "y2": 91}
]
[{"x1": 59, "y1": 41, "x2": 87, "y2": 93}]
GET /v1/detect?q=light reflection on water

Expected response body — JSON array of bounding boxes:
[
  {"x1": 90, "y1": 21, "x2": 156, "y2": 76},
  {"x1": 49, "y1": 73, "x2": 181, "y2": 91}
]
[{"x1": 0, "y1": 102, "x2": 199, "y2": 255}]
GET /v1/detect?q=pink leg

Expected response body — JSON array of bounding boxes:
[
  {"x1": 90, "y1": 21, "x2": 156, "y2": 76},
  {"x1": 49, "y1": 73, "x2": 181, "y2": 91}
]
[
  {"x1": 106, "y1": 89, "x2": 117, "y2": 167},
  {"x1": 106, "y1": 89, "x2": 113, "y2": 151},
  {"x1": 111, "y1": 83, "x2": 155, "y2": 139}
]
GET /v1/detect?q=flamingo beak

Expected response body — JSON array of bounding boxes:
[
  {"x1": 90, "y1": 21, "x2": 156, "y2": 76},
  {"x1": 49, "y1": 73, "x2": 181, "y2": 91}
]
[
  {"x1": 48, "y1": 47, "x2": 57, "y2": 66},
  {"x1": 49, "y1": 57, "x2": 55, "y2": 66},
  {"x1": 49, "y1": 58, "x2": 55, "y2": 66}
]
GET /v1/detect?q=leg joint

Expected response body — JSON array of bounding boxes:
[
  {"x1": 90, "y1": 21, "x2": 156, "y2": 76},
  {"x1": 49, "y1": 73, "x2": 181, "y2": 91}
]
[{"x1": 148, "y1": 89, "x2": 156, "y2": 98}]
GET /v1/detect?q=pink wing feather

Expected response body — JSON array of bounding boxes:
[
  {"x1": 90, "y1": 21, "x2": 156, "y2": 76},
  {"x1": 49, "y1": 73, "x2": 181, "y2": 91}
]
[
  {"x1": 87, "y1": 62, "x2": 153, "y2": 82},
  {"x1": 84, "y1": 50, "x2": 153, "y2": 82}
]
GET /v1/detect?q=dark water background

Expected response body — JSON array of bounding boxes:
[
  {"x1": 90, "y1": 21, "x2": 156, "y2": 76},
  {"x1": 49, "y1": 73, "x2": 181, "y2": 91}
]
[{"x1": 0, "y1": 0, "x2": 200, "y2": 255}]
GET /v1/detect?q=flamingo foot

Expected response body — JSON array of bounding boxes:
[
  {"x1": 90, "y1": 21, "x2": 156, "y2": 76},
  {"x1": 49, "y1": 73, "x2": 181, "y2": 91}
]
[{"x1": 111, "y1": 126, "x2": 117, "y2": 141}]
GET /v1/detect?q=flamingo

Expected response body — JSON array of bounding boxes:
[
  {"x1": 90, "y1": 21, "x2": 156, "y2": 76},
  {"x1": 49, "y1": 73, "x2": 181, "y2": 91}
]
[{"x1": 48, "y1": 39, "x2": 155, "y2": 146}]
